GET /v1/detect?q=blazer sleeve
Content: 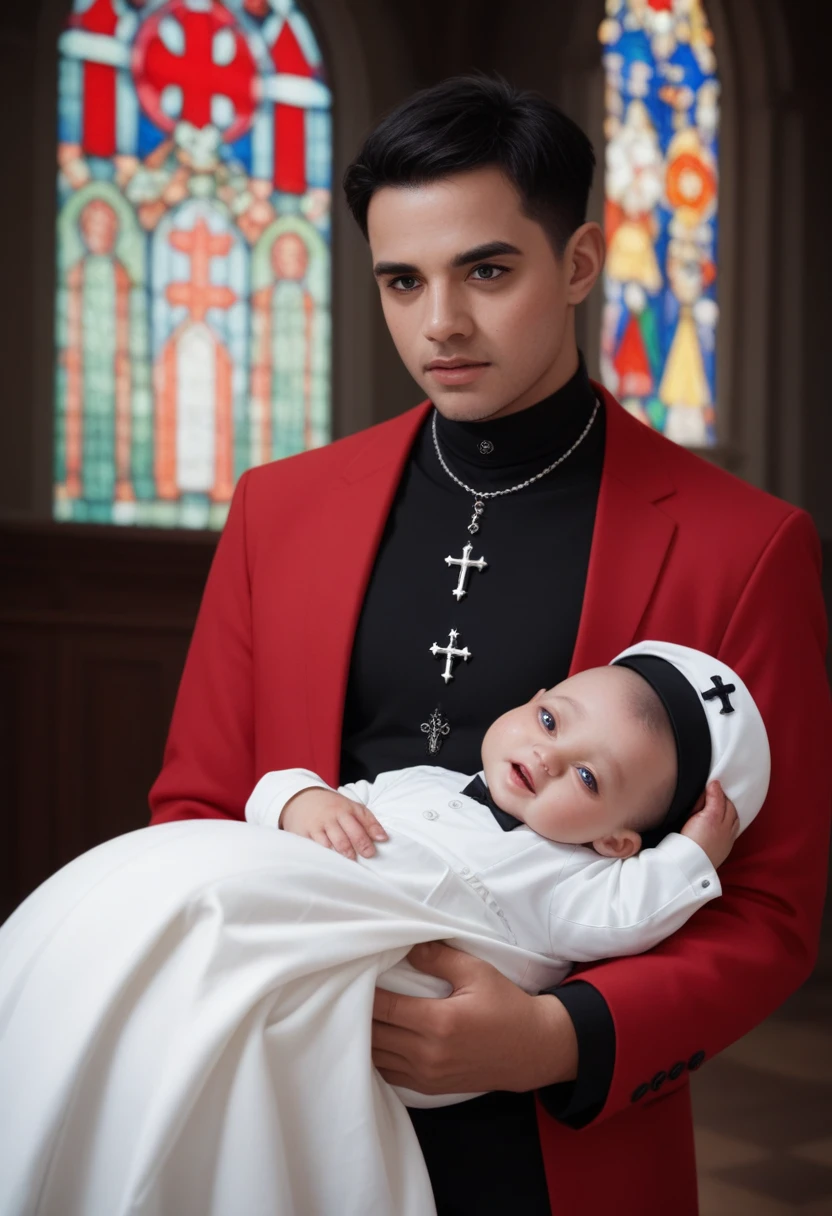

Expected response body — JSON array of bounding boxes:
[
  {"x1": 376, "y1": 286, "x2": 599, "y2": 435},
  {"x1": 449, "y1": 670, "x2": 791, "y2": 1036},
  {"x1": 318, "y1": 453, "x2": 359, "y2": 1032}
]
[
  {"x1": 149, "y1": 473, "x2": 256, "y2": 824},
  {"x1": 551, "y1": 507, "x2": 832, "y2": 1127}
]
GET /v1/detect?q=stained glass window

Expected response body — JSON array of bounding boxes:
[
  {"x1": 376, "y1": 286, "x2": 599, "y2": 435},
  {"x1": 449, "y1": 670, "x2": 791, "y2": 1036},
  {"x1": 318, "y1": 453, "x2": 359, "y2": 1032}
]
[
  {"x1": 598, "y1": 0, "x2": 719, "y2": 446},
  {"x1": 54, "y1": 0, "x2": 332, "y2": 529}
]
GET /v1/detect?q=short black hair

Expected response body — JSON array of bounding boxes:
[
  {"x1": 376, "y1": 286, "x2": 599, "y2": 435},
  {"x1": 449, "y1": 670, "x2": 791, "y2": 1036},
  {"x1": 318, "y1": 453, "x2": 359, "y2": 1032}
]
[{"x1": 343, "y1": 74, "x2": 596, "y2": 256}]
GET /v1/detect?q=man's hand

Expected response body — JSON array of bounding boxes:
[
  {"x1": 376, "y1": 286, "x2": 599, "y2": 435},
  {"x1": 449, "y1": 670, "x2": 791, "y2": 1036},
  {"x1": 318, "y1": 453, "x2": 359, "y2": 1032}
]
[
  {"x1": 280, "y1": 788, "x2": 387, "y2": 860},
  {"x1": 680, "y1": 780, "x2": 739, "y2": 868},
  {"x1": 372, "y1": 941, "x2": 578, "y2": 1095}
]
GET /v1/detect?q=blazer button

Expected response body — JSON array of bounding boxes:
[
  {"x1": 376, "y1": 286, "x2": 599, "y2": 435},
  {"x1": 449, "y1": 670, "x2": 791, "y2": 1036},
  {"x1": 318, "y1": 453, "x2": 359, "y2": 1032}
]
[
  {"x1": 688, "y1": 1050, "x2": 706, "y2": 1071},
  {"x1": 650, "y1": 1070, "x2": 667, "y2": 1092},
  {"x1": 631, "y1": 1083, "x2": 649, "y2": 1103},
  {"x1": 669, "y1": 1061, "x2": 685, "y2": 1080}
]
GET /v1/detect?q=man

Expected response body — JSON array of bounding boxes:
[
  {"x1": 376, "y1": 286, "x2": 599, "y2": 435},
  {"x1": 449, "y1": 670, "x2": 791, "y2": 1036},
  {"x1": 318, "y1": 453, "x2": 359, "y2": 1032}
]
[{"x1": 150, "y1": 76, "x2": 832, "y2": 1215}]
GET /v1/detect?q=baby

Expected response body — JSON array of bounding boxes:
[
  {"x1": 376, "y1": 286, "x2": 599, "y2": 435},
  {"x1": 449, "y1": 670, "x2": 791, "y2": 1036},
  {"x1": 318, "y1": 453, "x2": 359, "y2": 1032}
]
[
  {"x1": 246, "y1": 639, "x2": 771, "y2": 975},
  {"x1": 0, "y1": 641, "x2": 770, "y2": 1216}
]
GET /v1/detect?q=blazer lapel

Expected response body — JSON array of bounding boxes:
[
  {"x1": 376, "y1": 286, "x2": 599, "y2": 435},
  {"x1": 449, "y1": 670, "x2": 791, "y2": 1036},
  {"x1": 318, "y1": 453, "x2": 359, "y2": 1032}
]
[
  {"x1": 300, "y1": 388, "x2": 678, "y2": 780},
  {"x1": 301, "y1": 404, "x2": 431, "y2": 784},
  {"x1": 571, "y1": 386, "x2": 678, "y2": 674}
]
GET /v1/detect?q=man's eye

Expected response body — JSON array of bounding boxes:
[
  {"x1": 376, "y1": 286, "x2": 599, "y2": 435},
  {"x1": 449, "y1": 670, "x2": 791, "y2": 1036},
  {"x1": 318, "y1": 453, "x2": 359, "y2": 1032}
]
[
  {"x1": 577, "y1": 767, "x2": 598, "y2": 794},
  {"x1": 471, "y1": 264, "x2": 505, "y2": 281},
  {"x1": 389, "y1": 276, "x2": 419, "y2": 292},
  {"x1": 539, "y1": 708, "x2": 556, "y2": 733}
]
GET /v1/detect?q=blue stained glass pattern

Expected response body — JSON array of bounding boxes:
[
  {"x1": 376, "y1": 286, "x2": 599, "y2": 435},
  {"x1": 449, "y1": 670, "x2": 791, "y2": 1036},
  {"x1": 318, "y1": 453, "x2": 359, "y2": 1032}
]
[{"x1": 599, "y1": 0, "x2": 719, "y2": 446}]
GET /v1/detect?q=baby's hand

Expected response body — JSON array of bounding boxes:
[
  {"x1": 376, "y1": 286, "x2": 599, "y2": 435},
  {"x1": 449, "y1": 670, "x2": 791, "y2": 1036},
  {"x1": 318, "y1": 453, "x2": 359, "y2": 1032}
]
[
  {"x1": 280, "y1": 788, "x2": 388, "y2": 860},
  {"x1": 680, "y1": 780, "x2": 739, "y2": 869}
]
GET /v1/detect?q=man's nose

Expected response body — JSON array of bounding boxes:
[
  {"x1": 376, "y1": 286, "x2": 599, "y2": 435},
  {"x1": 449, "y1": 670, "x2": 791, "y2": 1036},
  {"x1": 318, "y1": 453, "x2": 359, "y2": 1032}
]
[{"x1": 422, "y1": 282, "x2": 473, "y2": 343}]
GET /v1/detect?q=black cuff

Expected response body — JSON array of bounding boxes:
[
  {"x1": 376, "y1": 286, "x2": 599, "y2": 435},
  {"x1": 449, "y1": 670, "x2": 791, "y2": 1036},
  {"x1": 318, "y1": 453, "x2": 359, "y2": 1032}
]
[{"x1": 536, "y1": 980, "x2": 616, "y2": 1129}]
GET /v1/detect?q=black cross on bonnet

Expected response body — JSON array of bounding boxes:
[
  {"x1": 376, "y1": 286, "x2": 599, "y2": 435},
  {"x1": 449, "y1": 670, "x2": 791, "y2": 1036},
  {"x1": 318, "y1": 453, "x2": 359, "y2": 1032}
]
[{"x1": 701, "y1": 674, "x2": 736, "y2": 714}]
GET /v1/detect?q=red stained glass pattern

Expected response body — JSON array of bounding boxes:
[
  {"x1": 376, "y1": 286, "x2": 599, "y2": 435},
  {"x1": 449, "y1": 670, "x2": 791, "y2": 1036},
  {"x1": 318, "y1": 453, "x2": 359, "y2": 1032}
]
[
  {"x1": 75, "y1": 0, "x2": 118, "y2": 157},
  {"x1": 271, "y1": 21, "x2": 312, "y2": 194},
  {"x1": 134, "y1": 1, "x2": 258, "y2": 141}
]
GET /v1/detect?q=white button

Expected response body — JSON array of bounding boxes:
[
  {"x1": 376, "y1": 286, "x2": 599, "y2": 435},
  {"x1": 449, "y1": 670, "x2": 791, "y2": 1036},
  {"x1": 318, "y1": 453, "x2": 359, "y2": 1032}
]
[
  {"x1": 423, "y1": 809, "x2": 439, "y2": 821},
  {"x1": 449, "y1": 800, "x2": 462, "y2": 809},
  {"x1": 459, "y1": 867, "x2": 471, "y2": 876}
]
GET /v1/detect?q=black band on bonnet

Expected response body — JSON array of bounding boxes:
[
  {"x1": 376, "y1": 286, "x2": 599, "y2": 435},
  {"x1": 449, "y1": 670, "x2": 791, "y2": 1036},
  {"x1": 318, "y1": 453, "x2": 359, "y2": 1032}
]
[{"x1": 613, "y1": 654, "x2": 712, "y2": 848}]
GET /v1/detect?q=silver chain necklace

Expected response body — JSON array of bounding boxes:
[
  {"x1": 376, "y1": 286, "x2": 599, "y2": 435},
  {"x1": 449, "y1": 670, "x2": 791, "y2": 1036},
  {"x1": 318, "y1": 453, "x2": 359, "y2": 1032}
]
[
  {"x1": 431, "y1": 395, "x2": 600, "y2": 533},
  {"x1": 423, "y1": 395, "x2": 601, "y2": 755}
]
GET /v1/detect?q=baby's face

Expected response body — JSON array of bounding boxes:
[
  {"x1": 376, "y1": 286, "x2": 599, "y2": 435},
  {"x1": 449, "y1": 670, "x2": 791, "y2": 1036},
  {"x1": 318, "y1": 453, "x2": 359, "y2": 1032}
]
[{"x1": 480, "y1": 665, "x2": 677, "y2": 852}]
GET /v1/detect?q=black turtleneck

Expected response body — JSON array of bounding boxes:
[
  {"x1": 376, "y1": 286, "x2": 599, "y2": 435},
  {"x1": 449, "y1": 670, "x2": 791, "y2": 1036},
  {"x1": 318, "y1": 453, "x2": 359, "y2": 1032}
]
[
  {"x1": 341, "y1": 359, "x2": 604, "y2": 783},
  {"x1": 340, "y1": 357, "x2": 614, "y2": 1216}
]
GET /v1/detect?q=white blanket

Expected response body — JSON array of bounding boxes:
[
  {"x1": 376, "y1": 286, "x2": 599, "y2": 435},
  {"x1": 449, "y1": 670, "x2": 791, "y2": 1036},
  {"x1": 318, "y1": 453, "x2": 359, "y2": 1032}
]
[{"x1": 0, "y1": 820, "x2": 563, "y2": 1216}]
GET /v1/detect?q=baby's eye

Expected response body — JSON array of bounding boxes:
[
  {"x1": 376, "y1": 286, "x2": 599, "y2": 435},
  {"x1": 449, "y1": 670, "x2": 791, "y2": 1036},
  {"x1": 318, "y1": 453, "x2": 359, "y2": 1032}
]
[
  {"x1": 539, "y1": 708, "x2": 556, "y2": 733},
  {"x1": 577, "y1": 766, "x2": 598, "y2": 793}
]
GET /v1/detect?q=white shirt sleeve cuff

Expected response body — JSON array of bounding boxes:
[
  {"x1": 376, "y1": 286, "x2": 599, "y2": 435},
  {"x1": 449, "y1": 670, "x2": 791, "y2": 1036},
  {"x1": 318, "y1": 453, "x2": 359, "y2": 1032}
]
[
  {"x1": 654, "y1": 832, "x2": 722, "y2": 901},
  {"x1": 245, "y1": 769, "x2": 333, "y2": 829}
]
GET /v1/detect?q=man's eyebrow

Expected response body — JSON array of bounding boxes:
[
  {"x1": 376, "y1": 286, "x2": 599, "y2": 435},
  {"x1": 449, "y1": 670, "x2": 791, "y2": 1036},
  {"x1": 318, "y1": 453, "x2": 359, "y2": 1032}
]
[
  {"x1": 372, "y1": 240, "x2": 523, "y2": 279},
  {"x1": 450, "y1": 240, "x2": 523, "y2": 267}
]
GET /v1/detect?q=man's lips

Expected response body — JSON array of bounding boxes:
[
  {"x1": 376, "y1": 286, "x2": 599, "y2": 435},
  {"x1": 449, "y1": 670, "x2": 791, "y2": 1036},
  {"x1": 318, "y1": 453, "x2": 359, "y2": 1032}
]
[
  {"x1": 426, "y1": 362, "x2": 490, "y2": 385},
  {"x1": 426, "y1": 359, "x2": 489, "y2": 369},
  {"x1": 510, "y1": 763, "x2": 535, "y2": 794}
]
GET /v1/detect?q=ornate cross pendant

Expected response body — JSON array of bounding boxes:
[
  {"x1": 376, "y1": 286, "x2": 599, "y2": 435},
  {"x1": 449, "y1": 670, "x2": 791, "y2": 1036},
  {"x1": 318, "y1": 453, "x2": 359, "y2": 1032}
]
[
  {"x1": 429, "y1": 628, "x2": 472, "y2": 683},
  {"x1": 445, "y1": 542, "x2": 488, "y2": 600},
  {"x1": 421, "y1": 707, "x2": 451, "y2": 755}
]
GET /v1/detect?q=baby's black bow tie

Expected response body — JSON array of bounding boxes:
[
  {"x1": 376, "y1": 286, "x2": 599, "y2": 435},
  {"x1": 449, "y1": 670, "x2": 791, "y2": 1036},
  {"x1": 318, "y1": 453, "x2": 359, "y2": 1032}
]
[{"x1": 462, "y1": 774, "x2": 524, "y2": 832}]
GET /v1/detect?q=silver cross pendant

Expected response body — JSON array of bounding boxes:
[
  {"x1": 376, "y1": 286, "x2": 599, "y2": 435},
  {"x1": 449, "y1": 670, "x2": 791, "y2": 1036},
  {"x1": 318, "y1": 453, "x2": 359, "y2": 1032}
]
[
  {"x1": 429, "y1": 628, "x2": 472, "y2": 683},
  {"x1": 445, "y1": 542, "x2": 488, "y2": 601},
  {"x1": 421, "y1": 707, "x2": 451, "y2": 755}
]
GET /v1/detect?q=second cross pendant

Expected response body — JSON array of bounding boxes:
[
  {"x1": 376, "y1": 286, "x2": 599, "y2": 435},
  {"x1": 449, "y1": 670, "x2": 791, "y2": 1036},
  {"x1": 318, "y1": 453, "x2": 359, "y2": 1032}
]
[{"x1": 430, "y1": 629, "x2": 471, "y2": 683}]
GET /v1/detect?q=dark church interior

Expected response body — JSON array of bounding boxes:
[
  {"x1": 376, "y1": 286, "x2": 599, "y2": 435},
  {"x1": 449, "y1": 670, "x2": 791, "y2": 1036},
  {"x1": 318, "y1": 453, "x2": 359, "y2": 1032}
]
[{"x1": 1, "y1": 2, "x2": 830, "y2": 1212}]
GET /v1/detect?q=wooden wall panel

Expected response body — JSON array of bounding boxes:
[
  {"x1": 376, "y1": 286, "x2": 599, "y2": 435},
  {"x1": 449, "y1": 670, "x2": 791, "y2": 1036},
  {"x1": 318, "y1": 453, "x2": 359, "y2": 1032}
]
[{"x1": 0, "y1": 523, "x2": 215, "y2": 921}]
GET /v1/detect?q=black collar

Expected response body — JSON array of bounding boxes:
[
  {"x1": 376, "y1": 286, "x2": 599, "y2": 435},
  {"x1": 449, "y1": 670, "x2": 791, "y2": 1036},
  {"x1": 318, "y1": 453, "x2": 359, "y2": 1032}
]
[
  {"x1": 432, "y1": 353, "x2": 598, "y2": 488},
  {"x1": 462, "y1": 774, "x2": 524, "y2": 832}
]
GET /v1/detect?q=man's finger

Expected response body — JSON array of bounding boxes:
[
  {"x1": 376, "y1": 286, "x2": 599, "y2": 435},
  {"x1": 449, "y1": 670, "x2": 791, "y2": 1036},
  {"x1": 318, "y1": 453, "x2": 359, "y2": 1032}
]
[
  {"x1": 406, "y1": 940, "x2": 485, "y2": 986},
  {"x1": 372, "y1": 985, "x2": 439, "y2": 1032},
  {"x1": 375, "y1": 1068, "x2": 427, "y2": 1091},
  {"x1": 370, "y1": 1047, "x2": 414, "y2": 1073}
]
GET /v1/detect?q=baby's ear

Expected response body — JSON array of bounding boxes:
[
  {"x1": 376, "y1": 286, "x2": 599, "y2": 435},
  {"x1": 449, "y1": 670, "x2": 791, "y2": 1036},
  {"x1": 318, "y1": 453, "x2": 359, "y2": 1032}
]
[
  {"x1": 529, "y1": 688, "x2": 548, "y2": 703},
  {"x1": 593, "y1": 830, "x2": 641, "y2": 860}
]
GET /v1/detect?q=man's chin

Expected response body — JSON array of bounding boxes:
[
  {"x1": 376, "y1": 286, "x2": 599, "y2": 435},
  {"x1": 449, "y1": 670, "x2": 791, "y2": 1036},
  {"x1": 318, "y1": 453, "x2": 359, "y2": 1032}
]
[{"x1": 427, "y1": 388, "x2": 515, "y2": 424}]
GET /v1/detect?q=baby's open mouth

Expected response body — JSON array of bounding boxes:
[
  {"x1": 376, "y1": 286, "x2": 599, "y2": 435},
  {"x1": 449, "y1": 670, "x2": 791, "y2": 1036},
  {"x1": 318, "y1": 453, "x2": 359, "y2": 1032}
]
[{"x1": 511, "y1": 763, "x2": 535, "y2": 793}]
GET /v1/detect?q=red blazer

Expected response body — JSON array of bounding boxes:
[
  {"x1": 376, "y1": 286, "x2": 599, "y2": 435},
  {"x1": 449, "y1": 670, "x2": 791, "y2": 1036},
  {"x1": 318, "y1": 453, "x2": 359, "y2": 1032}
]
[{"x1": 150, "y1": 386, "x2": 832, "y2": 1216}]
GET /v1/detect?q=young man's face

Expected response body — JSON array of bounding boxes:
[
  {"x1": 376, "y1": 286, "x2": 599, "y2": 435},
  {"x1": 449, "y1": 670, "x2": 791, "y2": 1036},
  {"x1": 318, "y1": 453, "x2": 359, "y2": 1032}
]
[
  {"x1": 480, "y1": 666, "x2": 677, "y2": 855},
  {"x1": 366, "y1": 165, "x2": 603, "y2": 422}
]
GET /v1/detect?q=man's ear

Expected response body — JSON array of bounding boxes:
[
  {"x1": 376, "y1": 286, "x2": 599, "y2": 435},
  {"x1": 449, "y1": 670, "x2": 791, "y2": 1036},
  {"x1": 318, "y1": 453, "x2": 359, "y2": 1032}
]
[
  {"x1": 565, "y1": 222, "x2": 605, "y2": 305},
  {"x1": 593, "y1": 829, "x2": 642, "y2": 860}
]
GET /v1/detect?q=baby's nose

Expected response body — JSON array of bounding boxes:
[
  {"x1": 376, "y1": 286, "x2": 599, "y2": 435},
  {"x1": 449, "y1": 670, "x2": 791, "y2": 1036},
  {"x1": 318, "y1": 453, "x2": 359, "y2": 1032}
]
[{"x1": 534, "y1": 744, "x2": 558, "y2": 776}]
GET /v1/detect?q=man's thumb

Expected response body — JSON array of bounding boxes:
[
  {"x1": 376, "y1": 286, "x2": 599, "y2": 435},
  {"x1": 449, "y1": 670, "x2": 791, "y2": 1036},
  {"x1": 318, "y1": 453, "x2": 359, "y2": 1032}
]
[{"x1": 407, "y1": 940, "x2": 474, "y2": 984}]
